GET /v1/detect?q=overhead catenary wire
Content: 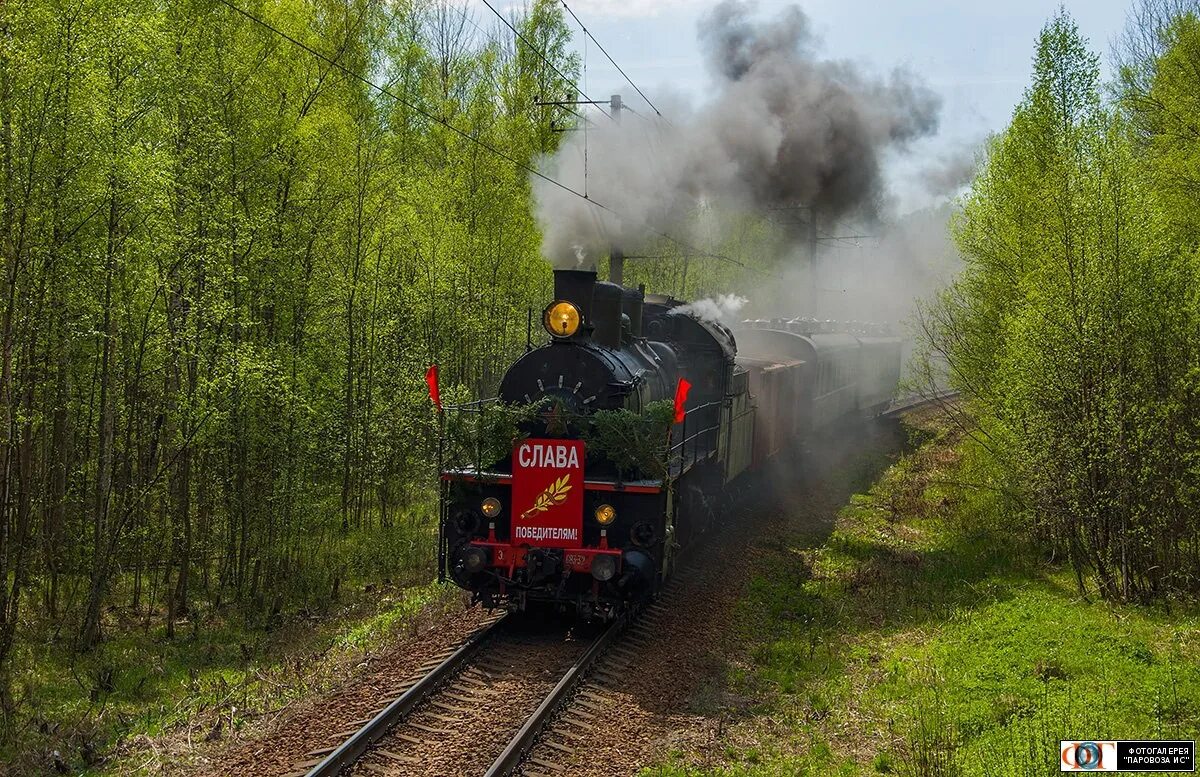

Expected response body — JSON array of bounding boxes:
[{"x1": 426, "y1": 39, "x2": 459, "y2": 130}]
[
  {"x1": 214, "y1": 1, "x2": 596, "y2": 205},
  {"x1": 558, "y1": 0, "x2": 669, "y2": 123},
  {"x1": 619, "y1": 103, "x2": 652, "y2": 121},
  {"x1": 476, "y1": 0, "x2": 616, "y2": 125},
  {"x1": 435, "y1": 4, "x2": 522, "y2": 115},
  {"x1": 442, "y1": 2, "x2": 593, "y2": 126},
  {"x1": 213, "y1": 0, "x2": 765, "y2": 276}
]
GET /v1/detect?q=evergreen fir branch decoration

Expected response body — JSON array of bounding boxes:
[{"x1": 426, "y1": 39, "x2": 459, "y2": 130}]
[
  {"x1": 583, "y1": 400, "x2": 675, "y2": 479},
  {"x1": 443, "y1": 398, "x2": 547, "y2": 471}
]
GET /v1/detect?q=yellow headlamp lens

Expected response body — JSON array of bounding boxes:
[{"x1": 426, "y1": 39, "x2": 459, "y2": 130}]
[
  {"x1": 544, "y1": 301, "x2": 581, "y2": 338},
  {"x1": 481, "y1": 497, "x2": 502, "y2": 518},
  {"x1": 595, "y1": 504, "x2": 616, "y2": 525}
]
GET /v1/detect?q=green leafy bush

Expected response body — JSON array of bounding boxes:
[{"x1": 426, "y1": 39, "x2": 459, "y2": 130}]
[{"x1": 441, "y1": 400, "x2": 546, "y2": 471}]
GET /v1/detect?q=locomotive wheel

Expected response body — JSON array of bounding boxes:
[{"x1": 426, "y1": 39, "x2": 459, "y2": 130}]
[{"x1": 630, "y1": 521, "x2": 658, "y2": 548}]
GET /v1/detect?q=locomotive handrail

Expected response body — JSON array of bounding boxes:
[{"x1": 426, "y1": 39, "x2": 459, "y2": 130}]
[
  {"x1": 440, "y1": 395, "x2": 726, "y2": 481},
  {"x1": 668, "y1": 423, "x2": 721, "y2": 454},
  {"x1": 677, "y1": 399, "x2": 723, "y2": 415},
  {"x1": 665, "y1": 397, "x2": 738, "y2": 478},
  {"x1": 438, "y1": 467, "x2": 665, "y2": 490},
  {"x1": 440, "y1": 396, "x2": 503, "y2": 412},
  {"x1": 441, "y1": 396, "x2": 725, "y2": 417},
  {"x1": 729, "y1": 405, "x2": 756, "y2": 422}
]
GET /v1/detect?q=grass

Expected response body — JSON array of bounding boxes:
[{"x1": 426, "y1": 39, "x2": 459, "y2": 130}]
[
  {"x1": 643, "y1": 411, "x2": 1200, "y2": 776},
  {"x1": 4, "y1": 567, "x2": 464, "y2": 775}
]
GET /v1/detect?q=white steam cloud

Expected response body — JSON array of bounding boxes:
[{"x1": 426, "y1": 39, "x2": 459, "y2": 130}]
[{"x1": 668, "y1": 293, "x2": 749, "y2": 323}]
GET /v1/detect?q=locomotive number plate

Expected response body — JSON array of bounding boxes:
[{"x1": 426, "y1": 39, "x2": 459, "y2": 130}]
[{"x1": 563, "y1": 552, "x2": 590, "y2": 571}]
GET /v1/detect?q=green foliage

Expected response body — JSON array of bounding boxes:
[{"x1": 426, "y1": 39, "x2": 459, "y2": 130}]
[
  {"x1": 1120, "y1": 6, "x2": 1200, "y2": 246},
  {"x1": 583, "y1": 400, "x2": 676, "y2": 479},
  {"x1": 13, "y1": 580, "x2": 459, "y2": 776},
  {"x1": 441, "y1": 399, "x2": 545, "y2": 471},
  {"x1": 915, "y1": 8, "x2": 1200, "y2": 602},
  {"x1": 0, "y1": 0, "x2": 584, "y2": 765},
  {"x1": 0, "y1": 0, "x2": 802, "y2": 766},
  {"x1": 652, "y1": 414, "x2": 1200, "y2": 776},
  {"x1": 441, "y1": 396, "x2": 680, "y2": 479}
]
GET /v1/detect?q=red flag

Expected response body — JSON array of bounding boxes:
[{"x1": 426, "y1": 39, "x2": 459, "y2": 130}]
[
  {"x1": 425, "y1": 364, "x2": 442, "y2": 410},
  {"x1": 673, "y1": 377, "x2": 692, "y2": 423}
]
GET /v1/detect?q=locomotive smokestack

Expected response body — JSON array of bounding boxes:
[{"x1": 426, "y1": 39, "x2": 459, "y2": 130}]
[
  {"x1": 592, "y1": 282, "x2": 623, "y2": 349},
  {"x1": 553, "y1": 268, "x2": 597, "y2": 337},
  {"x1": 622, "y1": 284, "x2": 644, "y2": 338},
  {"x1": 610, "y1": 246, "x2": 624, "y2": 285}
]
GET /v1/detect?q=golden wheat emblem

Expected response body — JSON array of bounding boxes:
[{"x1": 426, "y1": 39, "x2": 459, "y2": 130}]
[{"x1": 520, "y1": 474, "x2": 572, "y2": 519}]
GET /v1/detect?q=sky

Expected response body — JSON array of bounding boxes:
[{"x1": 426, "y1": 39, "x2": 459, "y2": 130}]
[{"x1": 539, "y1": 0, "x2": 1136, "y2": 212}]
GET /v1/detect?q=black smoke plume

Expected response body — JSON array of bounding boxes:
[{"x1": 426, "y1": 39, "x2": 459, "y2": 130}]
[{"x1": 533, "y1": 0, "x2": 943, "y2": 268}]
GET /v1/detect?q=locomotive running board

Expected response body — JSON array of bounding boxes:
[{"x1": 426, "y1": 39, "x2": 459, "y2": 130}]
[{"x1": 441, "y1": 470, "x2": 663, "y2": 494}]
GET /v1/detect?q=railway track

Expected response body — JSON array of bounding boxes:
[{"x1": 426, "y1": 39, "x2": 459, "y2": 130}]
[
  {"x1": 880, "y1": 389, "x2": 960, "y2": 418},
  {"x1": 290, "y1": 612, "x2": 625, "y2": 777},
  {"x1": 280, "y1": 402, "x2": 927, "y2": 777}
]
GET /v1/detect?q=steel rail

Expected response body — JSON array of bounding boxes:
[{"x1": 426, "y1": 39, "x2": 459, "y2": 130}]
[
  {"x1": 880, "y1": 390, "x2": 961, "y2": 419},
  {"x1": 304, "y1": 614, "x2": 509, "y2": 777},
  {"x1": 483, "y1": 617, "x2": 626, "y2": 777}
]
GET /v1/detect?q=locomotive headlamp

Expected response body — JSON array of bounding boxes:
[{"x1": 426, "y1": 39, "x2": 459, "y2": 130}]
[
  {"x1": 460, "y1": 545, "x2": 488, "y2": 574},
  {"x1": 594, "y1": 504, "x2": 617, "y2": 525},
  {"x1": 480, "y1": 497, "x2": 502, "y2": 518},
  {"x1": 591, "y1": 553, "x2": 618, "y2": 582},
  {"x1": 543, "y1": 300, "x2": 581, "y2": 338}
]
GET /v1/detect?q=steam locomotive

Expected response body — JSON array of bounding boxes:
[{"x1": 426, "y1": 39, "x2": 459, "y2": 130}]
[{"x1": 438, "y1": 267, "x2": 901, "y2": 619}]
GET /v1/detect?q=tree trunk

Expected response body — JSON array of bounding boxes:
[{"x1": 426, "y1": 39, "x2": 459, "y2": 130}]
[{"x1": 79, "y1": 182, "x2": 117, "y2": 651}]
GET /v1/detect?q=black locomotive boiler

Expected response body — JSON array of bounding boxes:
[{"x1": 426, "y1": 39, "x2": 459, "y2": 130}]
[{"x1": 438, "y1": 268, "x2": 901, "y2": 619}]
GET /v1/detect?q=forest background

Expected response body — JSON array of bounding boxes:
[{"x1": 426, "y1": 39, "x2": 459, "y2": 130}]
[
  {"x1": 919, "y1": 0, "x2": 1200, "y2": 605},
  {"x1": 4, "y1": 0, "x2": 1200, "y2": 771},
  {"x1": 0, "y1": 0, "x2": 798, "y2": 769}
]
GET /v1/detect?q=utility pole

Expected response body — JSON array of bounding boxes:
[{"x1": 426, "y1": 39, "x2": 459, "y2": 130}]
[
  {"x1": 609, "y1": 94, "x2": 625, "y2": 285},
  {"x1": 768, "y1": 203, "x2": 873, "y2": 317},
  {"x1": 807, "y1": 205, "x2": 818, "y2": 317}
]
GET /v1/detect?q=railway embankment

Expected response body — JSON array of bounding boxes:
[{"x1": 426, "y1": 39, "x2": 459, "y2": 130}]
[
  {"x1": 93, "y1": 586, "x2": 489, "y2": 776},
  {"x1": 647, "y1": 409, "x2": 1200, "y2": 776}
]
